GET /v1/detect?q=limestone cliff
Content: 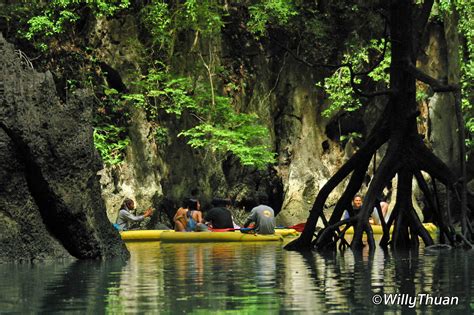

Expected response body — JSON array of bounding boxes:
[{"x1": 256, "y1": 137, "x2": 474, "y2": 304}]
[
  {"x1": 0, "y1": 34, "x2": 128, "y2": 261},
  {"x1": 91, "y1": 14, "x2": 464, "y2": 227},
  {"x1": 89, "y1": 15, "x2": 345, "y2": 226}
]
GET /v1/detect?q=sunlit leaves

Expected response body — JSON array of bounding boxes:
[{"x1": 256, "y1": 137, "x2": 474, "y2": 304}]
[
  {"x1": 141, "y1": 1, "x2": 171, "y2": 49},
  {"x1": 320, "y1": 39, "x2": 391, "y2": 118},
  {"x1": 141, "y1": 0, "x2": 224, "y2": 56},
  {"x1": 125, "y1": 68, "x2": 275, "y2": 169},
  {"x1": 124, "y1": 69, "x2": 196, "y2": 119},
  {"x1": 247, "y1": 0, "x2": 298, "y2": 36},
  {"x1": 93, "y1": 85, "x2": 131, "y2": 166},
  {"x1": 93, "y1": 125, "x2": 130, "y2": 165},
  {"x1": 22, "y1": 1, "x2": 130, "y2": 41}
]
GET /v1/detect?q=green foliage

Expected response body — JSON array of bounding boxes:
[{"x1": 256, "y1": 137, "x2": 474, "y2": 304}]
[
  {"x1": 141, "y1": 0, "x2": 298, "y2": 52},
  {"x1": 340, "y1": 132, "x2": 362, "y2": 143},
  {"x1": 178, "y1": 103, "x2": 276, "y2": 170},
  {"x1": 247, "y1": 0, "x2": 298, "y2": 36},
  {"x1": 123, "y1": 68, "x2": 197, "y2": 119},
  {"x1": 93, "y1": 125, "x2": 130, "y2": 165},
  {"x1": 153, "y1": 125, "x2": 169, "y2": 145},
  {"x1": 141, "y1": 0, "x2": 224, "y2": 55},
  {"x1": 320, "y1": 67, "x2": 362, "y2": 117},
  {"x1": 181, "y1": 0, "x2": 224, "y2": 35},
  {"x1": 141, "y1": 2, "x2": 171, "y2": 49},
  {"x1": 319, "y1": 39, "x2": 391, "y2": 118},
  {"x1": 19, "y1": 0, "x2": 130, "y2": 49},
  {"x1": 125, "y1": 67, "x2": 275, "y2": 169},
  {"x1": 93, "y1": 87, "x2": 131, "y2": 166},
  {"x1": 416, "y1": 90, "x2": 429, "y2": 102}
]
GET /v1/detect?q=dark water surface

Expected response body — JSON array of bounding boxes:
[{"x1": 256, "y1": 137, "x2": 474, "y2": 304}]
[{"x1": 0, "y1": 240, "x2": 473, "y2": 314}]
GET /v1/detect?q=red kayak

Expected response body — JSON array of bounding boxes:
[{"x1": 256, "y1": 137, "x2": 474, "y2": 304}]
[{"x1": 288, "y1": 223, "x2": 305, "y2": 232}]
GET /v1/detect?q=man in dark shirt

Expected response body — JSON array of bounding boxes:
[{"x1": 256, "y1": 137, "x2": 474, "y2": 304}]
[{"x1": 204, "y1": 198, "x2": 234, "y2": 229}]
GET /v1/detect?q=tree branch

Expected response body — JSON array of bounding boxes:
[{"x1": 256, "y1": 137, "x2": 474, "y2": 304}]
[
  {"x1": 352, "y1": 136, "x2": 401, "y2": 249},
  {"x1": 413, "y1": 0, "x2": 434, "y2": 55},
  {"x1": 328, "y1": 156, "x2": 372, "y2": 225},
  {"x1": 412, "y1": 138, "x2": 457, "y2": 186},
  {"x1": 285, "y1": 128, "x2": 389, "y2": 251},
  {"x1": 406, "y1": 62, "x2": 459, "y2": 92},
  {"x1": 414, "y1": 170, "x2": 454, "y2": 244},
  {"x1": 270, "y1": 35, "x2": 395, "y2": 98},
  {"x1": 354, "y1": 19, "x2": 389, "y2": 77},
  {"x1": 347, "y1": 65, "x2": 394, "y2": 97}
]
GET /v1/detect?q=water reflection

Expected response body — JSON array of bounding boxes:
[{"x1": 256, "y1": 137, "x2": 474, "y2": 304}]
[
  {"x1": 39, "y1": 259, "x2": 125, "y2": 314},
  {"x1": 0, "y1": 242, "x2": 472, "y2": 314},
  {"x1": 0, "y1": 258, "x2": 125, "y2": 313},
  {"x1": 149, "y1": 242, "x2": 284, "y2": 313}
]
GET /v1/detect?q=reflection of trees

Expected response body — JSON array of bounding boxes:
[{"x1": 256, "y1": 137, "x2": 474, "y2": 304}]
[
  {"x1": 290, "y1": 230, "x2": 474, "y2": 314},
  {"x1": 0, "y1": 261, "x2": 71, "y2": 313},
  {"x1": 283, "y1": 250, "x2": 362, "y2": 313},
  {"x1": 117, "y1": 242, "x2": 164, "y2": 312},
  {"x1": 392, "y1": 250, "x2": 419, "y2": 315},
  {"x1": 429, "y1": 249, "x2": 473, "y2": 313},
  {"x1": 159, "y1": 242, "x2": 282, "y2": 313},
  {"x1": 114, "y1": 244, "x2": 474, "y2": 313},
  {"x1": 4, "y1": 242, "x2": 471, "y2": 313},
  {"x1": 39, "y1": 259, "x2": 124, "y2": 313}
]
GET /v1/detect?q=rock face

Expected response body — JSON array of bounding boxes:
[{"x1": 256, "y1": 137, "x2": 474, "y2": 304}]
[
  {"x1": 90, "y1": 13, "x2": 466, "y2": 227},
  {"x1": 418, "y1": 22, "x2": 460, "y2": 172},
  {"x1": 0, "y1": 34, "x2": 128, "y2": 261},
  {"x1": 91, "y1": 16, "x2": 288, "y2": 222},
  {"x1": 89, "y1": 16, "x2": 357, "y2": 226}
]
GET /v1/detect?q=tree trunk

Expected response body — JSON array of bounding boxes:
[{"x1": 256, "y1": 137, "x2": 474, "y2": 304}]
[{"x1": 285, "y1": 0, "x2": 469, "y2": 252}]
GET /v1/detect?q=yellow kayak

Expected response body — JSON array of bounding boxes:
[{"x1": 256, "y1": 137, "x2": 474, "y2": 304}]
[
  {"x1": 120, "y1": 230, "x2": 174, "y2": 241},
  {"x1": 343, "y1": 223, "x2": 438, "y2": 234},
  {"x1": 275, "y1": 228, "x2": 299, "y2": 236},
  {"x1": 120, "y1": 229, "x2": 297, "y2": 242},
  {"x1": 160, "y1": 231, "x2": 283, "y2": 243}
]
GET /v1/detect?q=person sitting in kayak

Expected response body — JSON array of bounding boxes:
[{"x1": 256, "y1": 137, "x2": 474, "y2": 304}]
[
  {"x1": 115, "y1": 198, "x2": 153, "y2": 231},
  {"x1": 341, "y1": 195, "x2": 388, "y2": 225},
  {"x1": 243, "y1": 192, "x2": 275, "y2": 235},
  {"x1": 173, "y1": 198, "x2": 208, "y2": 232},
  {"x1": 204, "y1": 198, "x2": 234, "y2": 230},
  {"x1": 371, "y1": 197, "x2": 389, "y2": 225},
  {"x1": 342, "y1": 195, "x2": 369, "y2": 220}
]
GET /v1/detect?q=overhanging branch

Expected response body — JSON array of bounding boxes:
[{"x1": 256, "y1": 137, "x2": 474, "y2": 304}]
[
  {"x1": 406, "y1": 62, "x2": 459, "y2": 92},
  {"x1": 270, "y1": 33, "x2": 395, "y2": 98}
]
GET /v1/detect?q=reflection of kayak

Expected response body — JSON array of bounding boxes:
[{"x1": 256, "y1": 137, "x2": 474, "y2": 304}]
[
  {"x1": 210, "y1": 228, "x2": 299, "y2": 237},
  {"x1": 161, "y1": 232, "x2": 283, "y2": 243},
  {"x1": 343, "y1": 223, "x2": 438, "y2": 235},
  {"x1": 120, "y1": 230, "x2": 174, "y2": 242}
]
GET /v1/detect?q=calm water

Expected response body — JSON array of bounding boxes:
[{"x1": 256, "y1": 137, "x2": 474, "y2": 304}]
[{"x1": 0, "y1": 240, "x2": 473, "y2": 314}]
